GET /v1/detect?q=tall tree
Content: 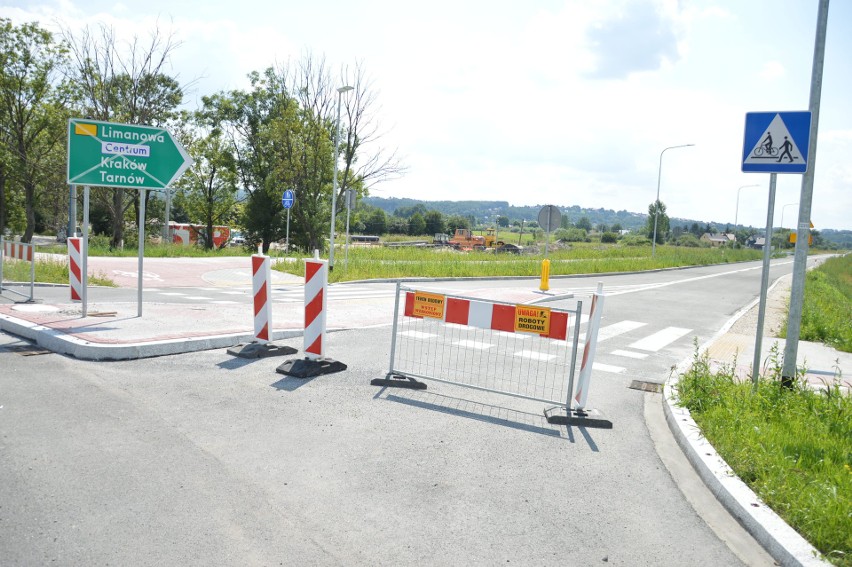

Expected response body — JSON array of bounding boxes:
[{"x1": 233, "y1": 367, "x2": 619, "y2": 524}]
[
  {"x1": 0, "y1": 20, "x2": 68, "y2": 242},
  {"x1": 173, "y1": 113, "x2": 239, "y2": 249},
  {"x1": 646, "y1": 200, "x2": 670, "y2": 244},
  {"x1": 62, "y1": 23, "x2": 183, "y2": 247},
  {"x1": 216, "y1": 54, "x2": 405, "y2": 253}
]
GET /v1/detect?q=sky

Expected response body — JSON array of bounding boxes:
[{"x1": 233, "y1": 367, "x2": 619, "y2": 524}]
[{"x1": 3, "y1": 0, "x2": 851, "y2": 230}]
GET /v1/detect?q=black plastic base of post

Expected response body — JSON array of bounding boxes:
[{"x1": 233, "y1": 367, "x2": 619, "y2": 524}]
[
  {"x1": 544, "y1": 407, "x2": 613, "y2": 429},
  {"x1": 370, "y1": 374, "x2": 428, "y2": 390},
  {"x1": 227, "y1": 342, "x2": 298, "y2": 359},
  {"x1": 276, "y1": 357, "x2": 347, "y2": 378}
]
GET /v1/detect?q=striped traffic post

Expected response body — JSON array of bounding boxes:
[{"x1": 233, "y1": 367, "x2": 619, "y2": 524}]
[
  {"x1": 227, "y1": 249, "x2": 297, "y2": 359},
  {"x1": 68, "y1": 237, "x2": 83, "y2": 301},
  {"x1": 574, "y1": 282, "x2": 605, "y2": 410},
  {"x1": 276, "y1": 250, "x2": 347, "y2": 378},
  {"x1": 252, "y1": 253, "x2": 272, "y2": 343},
  {"x1": 303, "y1": 252, "x2": 328, "y2": 358}
]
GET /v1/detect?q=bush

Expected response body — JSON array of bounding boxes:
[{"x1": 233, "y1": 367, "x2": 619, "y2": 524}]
[
  {"x1": 600, "y1": 232, "x2": 618, "y2": 243},
  {"x1": 620, "y1": 234, "x2": 651, "y2": 246},
  {"x1": 674, "y1": 234, "x2": 702, "y2": 247}
]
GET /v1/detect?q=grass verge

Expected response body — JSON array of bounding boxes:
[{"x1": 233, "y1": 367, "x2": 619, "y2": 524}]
[
  {"x1": 274, "y1": 243, "x2": 765, "y2": 282},
  {"x1": 782, "y1": 254, "x2": 852, "y2": 352},
  {"x1": 675, "y1": 346, "x2": 851, "y2": 566},
  {"x1": 2, "y1": 257, "x2": 113, "y2": 287}
]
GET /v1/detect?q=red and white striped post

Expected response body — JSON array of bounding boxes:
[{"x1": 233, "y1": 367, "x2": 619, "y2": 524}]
[
  {"x1": 574, "y1": 282, "x2": 605, "y2": 409},
  {"x1": 303, "y1": 251, "x2": 328, "y2": 359},
  {"x1": 252, "y1": 252, "x2": 272, "y2": 343},
  {"x1": 274, "y1": 250, "x2": 346, "y2": 377},
  {"x1": 68, "y1": 237, "x2": 83, "y2": 302}
]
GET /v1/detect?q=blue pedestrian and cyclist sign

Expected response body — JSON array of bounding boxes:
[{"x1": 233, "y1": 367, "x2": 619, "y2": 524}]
[
  {"x1": 742, "y1": 111, "x2": 811, "y2": 174},
  {"x1": 281, "y1": 189, "x2": 295, "y2": 209}
]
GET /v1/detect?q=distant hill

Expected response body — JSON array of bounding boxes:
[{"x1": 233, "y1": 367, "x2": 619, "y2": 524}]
[
  {"x1": 360, "y1": 197, "x2": 850, "y2": 248},
  {"x1": 362, "y1": 196, "x2": 648, "y2": 230}
]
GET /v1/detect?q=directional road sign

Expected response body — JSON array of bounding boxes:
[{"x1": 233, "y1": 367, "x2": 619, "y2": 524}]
[
  {"x1": 742, "y1": 111, "x2": 811, "y2": 174},
  {"x1": 282, "y1": 189, "x2": 295, "y2": 209},
  {"x1": 67, "y1": 118, "x2": 193, "y2": 190}
]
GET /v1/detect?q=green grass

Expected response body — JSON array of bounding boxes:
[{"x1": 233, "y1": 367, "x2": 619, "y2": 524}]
[
  {"x1": 38, "y1": 238, "x2": 252, "y2": 258},
  {"x1": 273, "y1": 243, "x2": 765, "y2": 282},
  {"x1": 676, "y1": 346, "x2": 851, "y2": 566},
  {"x1": 782, "y1": 254, "x2": 852, "y2": 352},
  {"x1": 1, "y1": 256, "x2": 113, "y2": 287}
]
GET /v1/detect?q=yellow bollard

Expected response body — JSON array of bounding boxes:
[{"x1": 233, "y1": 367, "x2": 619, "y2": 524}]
[{"x1": 540, "y1": 258, "x2": 550, "y2": 291}]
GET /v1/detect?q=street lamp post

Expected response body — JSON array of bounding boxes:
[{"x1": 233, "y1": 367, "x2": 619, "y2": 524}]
[
  {"x1": 329, "y1": 85, "x2": 354, "y2": 271},
  {"x1": 652, "y1": 144, "x2": 694, "y2": 257},
  {"x1": 780, "y1": 202, "x2": 799, "y2": 230},
  {"x1": 734, "y1": 184, "x2": 760, "y2": 228}
]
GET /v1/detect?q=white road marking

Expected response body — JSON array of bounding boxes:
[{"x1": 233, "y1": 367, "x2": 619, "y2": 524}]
[
  {"x1": 611, "y1": 349, "x2": 649, "y2": 359},
  {"x1": 629, "y1": 327, "x2": 693, "y2": 352},
  {"x1": 184, "y1": 296, "x2": 213, "y2": 301},
  {"x1": 593, "y1": 362, "x2": 627, "y2": 373},
  {"x1": 159, "y1": 292, "x2": 186, "y2": 296},
  {"x1": 597, "y1": 320, "x2": 646, "y2": 342},
  {"x1": 515, "y1": 350, "x2": 557, "y2": 361},
  {"x1": 400, "y1": 330, "x2": 437, "y2": 339},
  {"x1": 210, "y1": 300, "x2": 239, "y2": 305},
  {"x1": 455, "y1": 340, "x2": 493, "y2": 350}
]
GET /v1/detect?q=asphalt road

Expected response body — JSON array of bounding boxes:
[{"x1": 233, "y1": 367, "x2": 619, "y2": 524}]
[{"x1": 1, "y1": 257, "x2": 810, "y2": 566}]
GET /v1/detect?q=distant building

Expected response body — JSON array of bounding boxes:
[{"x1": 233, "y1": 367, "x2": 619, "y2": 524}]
[
  {"x1": 745, "y1": 235, "x2": 766, "y2": 250},
  {"x1": 700, "y1": 233, "x2": 736, "y2": 247}
]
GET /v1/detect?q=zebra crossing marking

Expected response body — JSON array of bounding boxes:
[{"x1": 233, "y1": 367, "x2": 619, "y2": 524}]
[
  {"x1": 611, "y1": 349, "x2": 649, "y2": 359},
  {"x1": 629, "y1": 327, "x2": 692, "y2": 352}
]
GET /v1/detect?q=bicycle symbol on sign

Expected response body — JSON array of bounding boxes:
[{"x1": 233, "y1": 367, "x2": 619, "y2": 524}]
[{"x1": 752, "y1": 131, "x2": 778, "y2": 157}]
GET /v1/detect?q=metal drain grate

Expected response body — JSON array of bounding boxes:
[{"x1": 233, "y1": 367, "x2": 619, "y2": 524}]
[
  {"x1": 629, "y1": 380, "x2": 663, "y2": 393},
  {"x1": 5, "y1": 345, "x2": 52, "y2": 356}
]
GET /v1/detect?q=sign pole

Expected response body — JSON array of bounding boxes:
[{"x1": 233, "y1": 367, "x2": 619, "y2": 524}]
[
  {"x1": 782, "y1": 0, "x2": 829, "y2": 386},
  {"x1": 68, "y1": 185, "x2": 77, "y2": 240},
  {"x1": 138, "y1": 189, "x2": 146, "y2": 317},
  {"x1": 82, "y1": 186, "x2": 89, "y2": 317},
  {"x1": 752, "y1": 173, "x2": 777, "y2": 386}
]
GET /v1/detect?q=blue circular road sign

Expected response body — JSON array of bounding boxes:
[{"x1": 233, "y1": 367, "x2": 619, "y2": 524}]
[{"x1": 282, "y1": 189, "x2": 295, "y2": 209}]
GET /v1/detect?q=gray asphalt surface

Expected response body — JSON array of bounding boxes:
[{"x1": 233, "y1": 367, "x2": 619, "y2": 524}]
[{"x1": 1, "y1": 327, "x2": 748, "y2": 566}]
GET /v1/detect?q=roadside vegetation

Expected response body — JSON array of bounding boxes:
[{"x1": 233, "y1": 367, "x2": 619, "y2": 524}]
[
  {"x1": 273, "y1": 242, "x2": 765, "y2": 282},
  {"x1": 782, "y1": 254, "x2": 851, "y2": 353},
  {"x1": 675, "y1": 346, "x2": 851, "y2": 566},
  {"x1": 1, "y1": 256, "x2": 113, "y2": 287}
]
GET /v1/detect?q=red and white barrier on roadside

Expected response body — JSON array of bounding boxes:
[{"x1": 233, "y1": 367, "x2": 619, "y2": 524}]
[
  {"x1": 0, "y1": 237, "x2": 36, "y2": 302},
  {"x1": 252, "y1": 253, "x2": 272, "y2": 343},
  {"x1": 404, "y1": 293, "x2": 571, "y2": 340},
  {"x1": 68, "y1": 237, "x2": 83, "y2": 302},
  {"x1": 574, "y1": 282, "x2": 605, "y2": 409},
  {"x1": 303, "y1": 254, "x2": 328, "y2": 359},
  {"x1": 3, "y1": 240, "x2": 34, "y2": 262}
]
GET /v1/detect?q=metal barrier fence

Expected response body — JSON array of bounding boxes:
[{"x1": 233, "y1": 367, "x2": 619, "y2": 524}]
[
  {"x1": 373, "y1": 283, "x2": 587, "y2": 408},
  {"x1": 0, "y1": 237, "x2": 35, "y2": 302}
]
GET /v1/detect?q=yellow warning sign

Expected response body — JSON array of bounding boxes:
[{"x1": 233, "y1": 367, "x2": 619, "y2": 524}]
[
  {"x1": 74, "y1": 122, "x2": 97, "y2": 136},
  {"x1": 789, "y1": 232, "x2": 813, "y2": 245},
  {"x1": 514, "y1": 305, "x2": 551, "y2": 334},
  {"x1": 412, "y1": 291, "x2": 446, "y2": 319}
]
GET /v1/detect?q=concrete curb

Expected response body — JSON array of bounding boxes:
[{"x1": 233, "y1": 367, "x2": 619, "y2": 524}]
[
  {"x1": 662, "y1": 280, "x2": 829, "y2": 567},
  {"x1": 0, "y1": 311, "x2": 301, "y2": 361}
]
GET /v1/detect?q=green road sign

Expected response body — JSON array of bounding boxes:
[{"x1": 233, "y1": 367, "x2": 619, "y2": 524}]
[{"x1": 67, "y1": 118, "x2": 193, "y2": 190}]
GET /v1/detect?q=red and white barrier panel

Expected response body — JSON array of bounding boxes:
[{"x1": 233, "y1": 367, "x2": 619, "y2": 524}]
[
  {"x1": 303, "y1": 256, "x2": 328, "y2": 359},
  {"x1": 68, "y1": 237, "x2": 83, "y2": 302},
  {"x1": 403, "y1": 292, "x2": 571, "y2": 340},
  {"x1": 252, "y1": 254, "x2": 272, "y2": 343},
  {"x1": 3, "y1": 240, "x2": 34, "y2": 261},
  {"x1": 574, "y1": 283, "x2": 605, "y2": 409}
]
